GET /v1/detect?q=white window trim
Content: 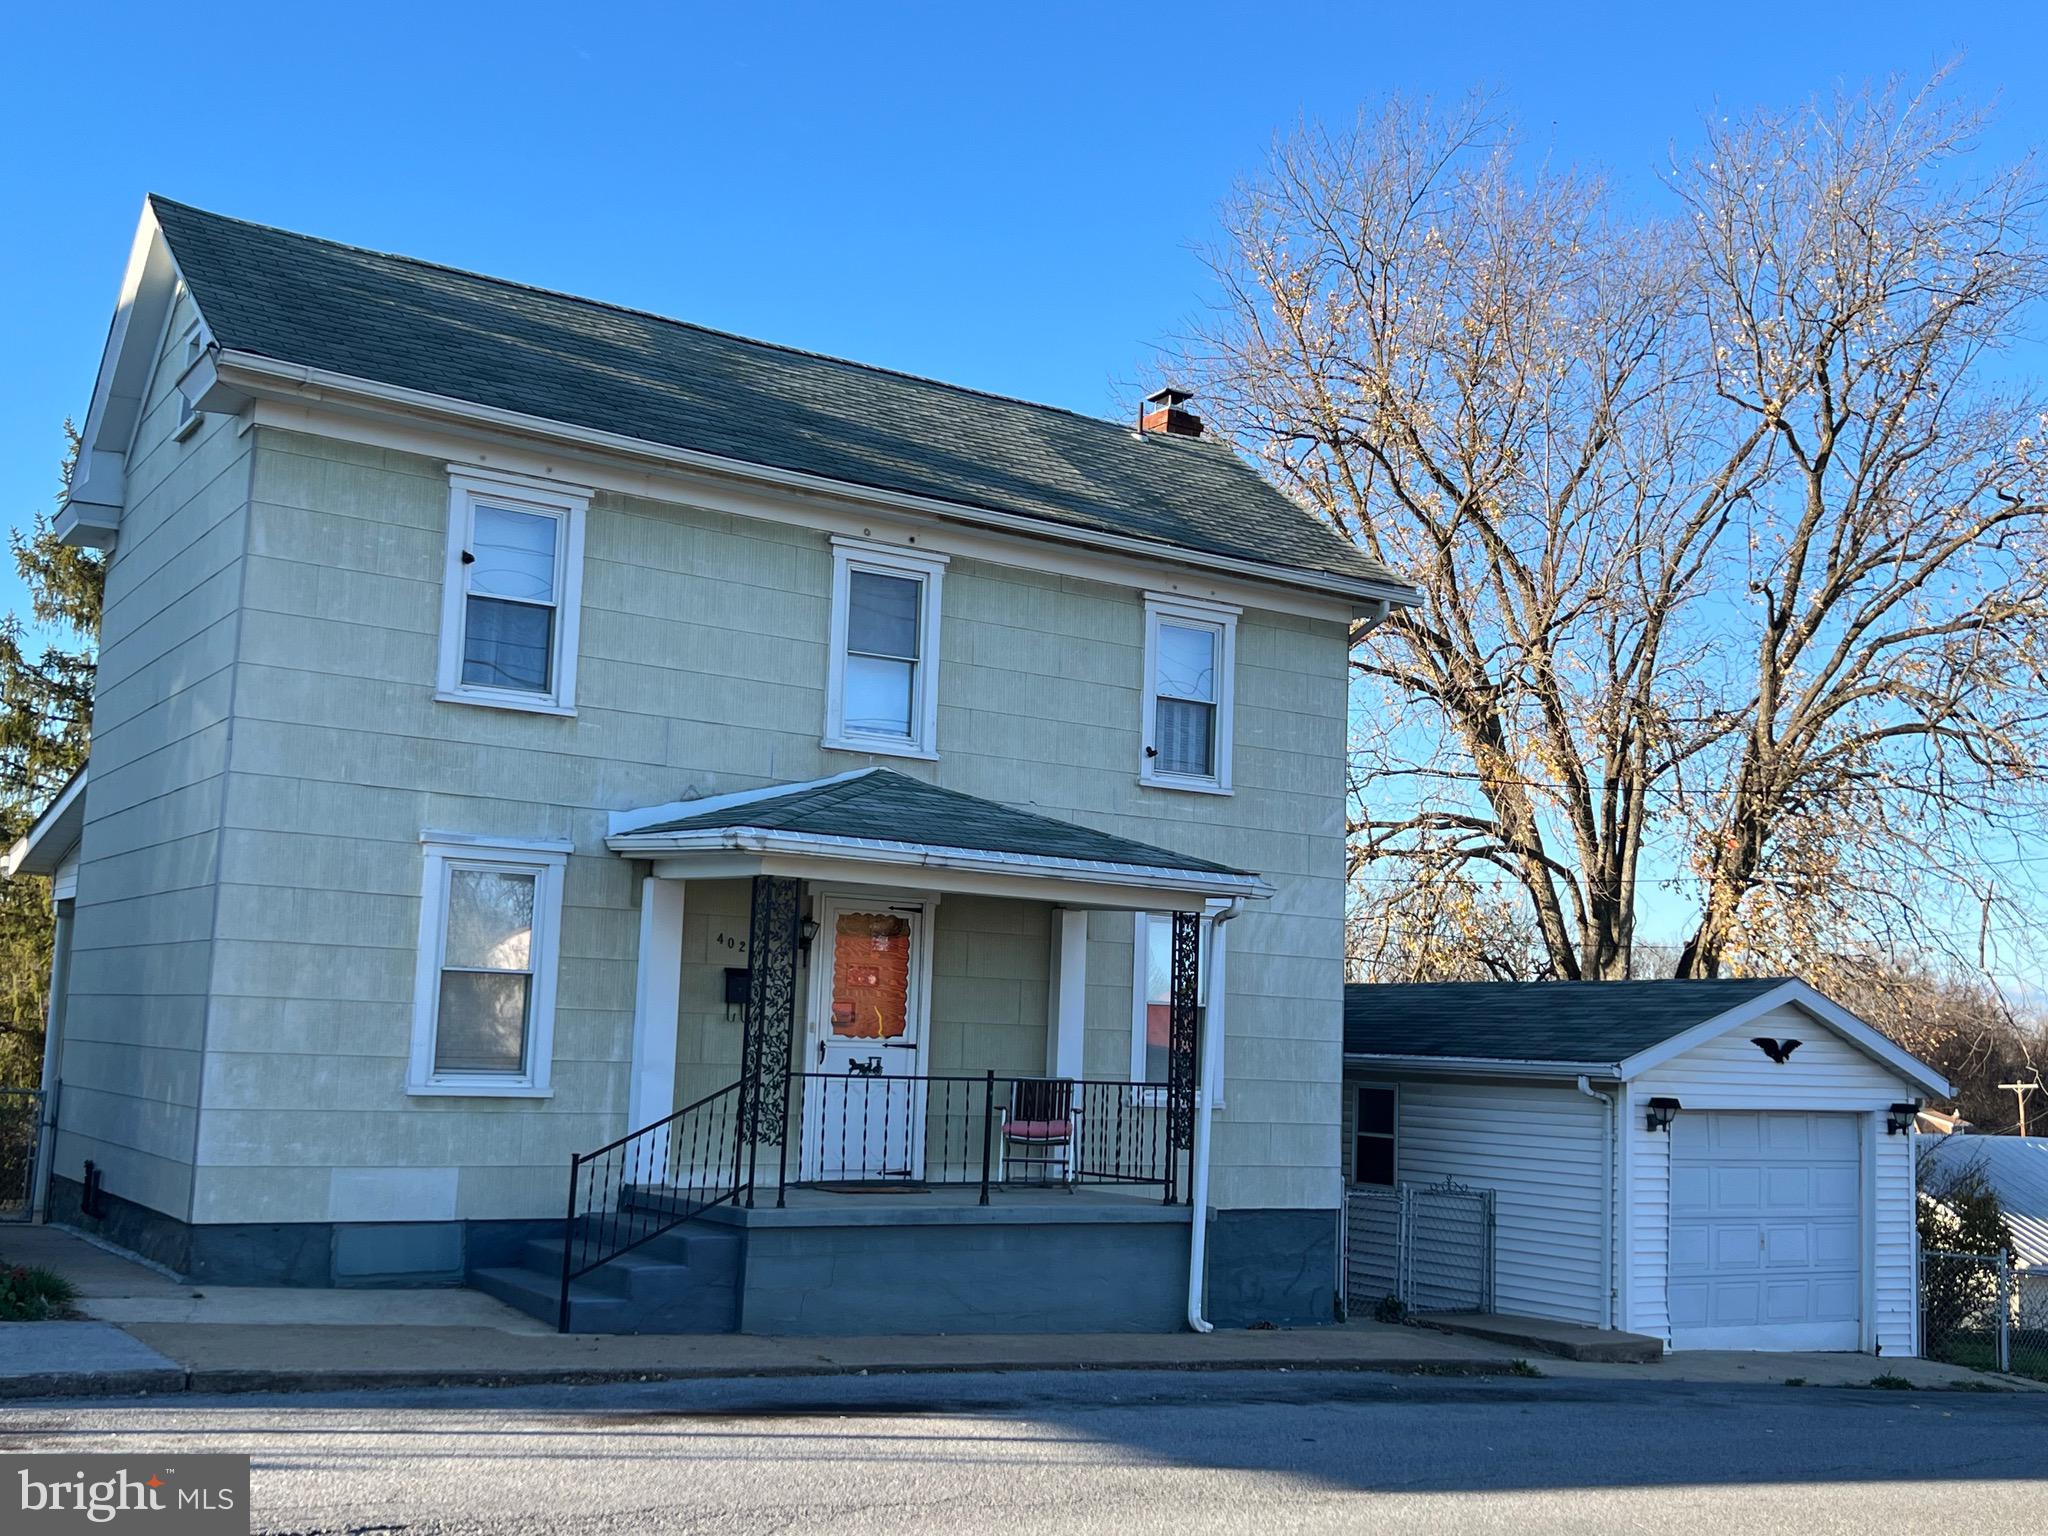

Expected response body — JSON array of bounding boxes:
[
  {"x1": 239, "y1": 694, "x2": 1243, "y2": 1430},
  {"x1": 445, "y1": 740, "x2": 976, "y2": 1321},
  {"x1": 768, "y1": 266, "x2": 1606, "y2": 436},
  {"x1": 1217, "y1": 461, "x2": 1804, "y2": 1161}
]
[
  {"x1": 1351, "y1": 1082, "x2": 1398, "y2": 1187},
  {"x1": 823, "y1": 536, "x2": 948, "y2": 760},
  {"x1": 435, "y1": 467, "x2": 590, "y2": 717},
  {"x1": 1128, "y1": 909, "x2": 1221, "y2": 1107},
  {"x1": 1140, "y1": 592, "x2": 1238, "y2": 794},
  {"x1": 407, "y1": 833, "x2": 571, "y2": 1098}
]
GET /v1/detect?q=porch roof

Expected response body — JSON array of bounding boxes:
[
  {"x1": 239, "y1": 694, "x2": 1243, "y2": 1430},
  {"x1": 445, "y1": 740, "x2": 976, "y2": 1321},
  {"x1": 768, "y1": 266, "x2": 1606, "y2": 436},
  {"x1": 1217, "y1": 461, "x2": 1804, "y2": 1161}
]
[{"x1": 607, "y1": 768, "x2": 1272, "y2": 907}]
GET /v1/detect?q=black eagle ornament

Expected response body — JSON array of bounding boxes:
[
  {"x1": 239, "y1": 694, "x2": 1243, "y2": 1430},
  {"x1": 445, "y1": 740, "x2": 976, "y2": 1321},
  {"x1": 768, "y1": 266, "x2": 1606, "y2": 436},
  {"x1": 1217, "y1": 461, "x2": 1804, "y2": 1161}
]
[{"x1": 1752, "y1": 1037, "x2": 1803, "y2": 1064}]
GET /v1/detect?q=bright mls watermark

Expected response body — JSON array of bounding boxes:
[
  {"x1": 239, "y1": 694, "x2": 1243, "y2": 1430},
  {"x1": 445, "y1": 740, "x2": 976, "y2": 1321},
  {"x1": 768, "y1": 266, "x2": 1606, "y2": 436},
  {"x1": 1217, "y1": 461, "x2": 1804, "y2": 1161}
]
[{"x1": 6, "y1": 1455, "x2": 248, "y2": 1533}]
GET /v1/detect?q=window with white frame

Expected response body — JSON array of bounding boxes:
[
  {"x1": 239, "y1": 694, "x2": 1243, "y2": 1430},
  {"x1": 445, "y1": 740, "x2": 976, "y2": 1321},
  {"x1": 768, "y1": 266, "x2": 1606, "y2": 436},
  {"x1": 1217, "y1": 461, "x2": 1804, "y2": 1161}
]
[
  {"x1": 1131, "y1": 910, "x2": 1211, "y2": 1086},
  {"x1": 408, "y1": 836, "x2": 569, "y2": 1096},
  {"x1": 436, "y1": 470, "x2": 588, "y2": 714},
  {"x1": 1141, "y1": 594, "x2": 1238, "y2": 792},
  {"x1": 825, "y1": 537, "x2": 947, "y2": 757},
  {"x1": 1352, "y1": 1085, "x2": 1396, "y2": 1185}
]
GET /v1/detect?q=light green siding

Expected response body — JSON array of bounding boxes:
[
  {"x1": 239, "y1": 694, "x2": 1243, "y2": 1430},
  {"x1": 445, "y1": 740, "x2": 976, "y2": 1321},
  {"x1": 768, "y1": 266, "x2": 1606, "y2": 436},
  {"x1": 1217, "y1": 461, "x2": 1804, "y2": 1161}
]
[
  {"x1": 60, "y1": 288, "x2": 250, "y2": 1221},
  {"x1": 80, "y1": 419, "x2": 1349, "y2": 1224}
]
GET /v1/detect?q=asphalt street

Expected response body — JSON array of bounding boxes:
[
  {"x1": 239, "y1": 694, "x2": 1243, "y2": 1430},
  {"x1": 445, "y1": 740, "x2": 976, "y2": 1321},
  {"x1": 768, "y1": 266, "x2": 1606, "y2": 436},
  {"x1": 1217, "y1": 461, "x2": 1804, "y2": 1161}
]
[{"x1": 2, "y1": 1369, "x2": 2044, "y2": 1534}]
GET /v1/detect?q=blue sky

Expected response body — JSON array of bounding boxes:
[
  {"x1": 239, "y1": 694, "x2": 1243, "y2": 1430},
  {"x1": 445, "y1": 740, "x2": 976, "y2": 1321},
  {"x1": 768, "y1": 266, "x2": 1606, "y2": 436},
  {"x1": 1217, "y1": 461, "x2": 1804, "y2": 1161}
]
[{"x1": 3, "y1": 1, "x2": 2044, "y2": 964}]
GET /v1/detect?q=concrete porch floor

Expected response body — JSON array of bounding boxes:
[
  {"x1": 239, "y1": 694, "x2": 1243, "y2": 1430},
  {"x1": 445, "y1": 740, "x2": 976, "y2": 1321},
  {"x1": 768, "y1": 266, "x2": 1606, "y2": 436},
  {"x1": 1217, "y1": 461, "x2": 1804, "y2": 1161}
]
[{"x1": 689, "y1": 1182, "x2": 1193, "y2": 1226}]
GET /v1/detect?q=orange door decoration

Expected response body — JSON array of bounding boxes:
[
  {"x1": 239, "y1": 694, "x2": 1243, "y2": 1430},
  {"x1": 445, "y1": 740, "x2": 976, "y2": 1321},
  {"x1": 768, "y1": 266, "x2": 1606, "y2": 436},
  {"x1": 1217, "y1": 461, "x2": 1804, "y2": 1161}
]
[{"x1": 828, "y1": 912, "x2": 911, "y2": 1039}]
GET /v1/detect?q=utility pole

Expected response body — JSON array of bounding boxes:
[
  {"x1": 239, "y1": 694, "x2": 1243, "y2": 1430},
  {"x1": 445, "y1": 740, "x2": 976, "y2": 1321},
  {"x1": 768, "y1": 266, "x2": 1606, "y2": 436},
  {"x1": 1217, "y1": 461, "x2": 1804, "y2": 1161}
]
[{"x1": 1997, "y1": 1080, "x2": 2041, "y2": 1137}]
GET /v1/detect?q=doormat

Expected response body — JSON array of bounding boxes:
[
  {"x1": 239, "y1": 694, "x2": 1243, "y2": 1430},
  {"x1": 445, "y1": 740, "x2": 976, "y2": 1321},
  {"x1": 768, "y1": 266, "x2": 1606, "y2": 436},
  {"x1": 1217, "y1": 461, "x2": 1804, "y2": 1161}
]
[{"x1": 814, "y1": 1181, "x2": 931, "y2": 1195}]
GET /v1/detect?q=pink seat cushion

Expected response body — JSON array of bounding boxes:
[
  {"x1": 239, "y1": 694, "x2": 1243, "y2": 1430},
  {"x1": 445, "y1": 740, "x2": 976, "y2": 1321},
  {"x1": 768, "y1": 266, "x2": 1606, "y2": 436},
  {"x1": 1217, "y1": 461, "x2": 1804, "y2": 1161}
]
[{"x1": 1004, "y1": 1120, "x2": 1072, "y2": 1142}]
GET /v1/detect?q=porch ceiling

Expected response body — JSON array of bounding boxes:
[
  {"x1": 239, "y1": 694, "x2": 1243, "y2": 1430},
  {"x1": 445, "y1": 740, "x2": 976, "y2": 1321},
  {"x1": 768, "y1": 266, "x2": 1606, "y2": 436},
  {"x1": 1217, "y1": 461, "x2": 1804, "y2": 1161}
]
[{"x1": 606, "y1": 768, "x2": 1272, "y2": 910}]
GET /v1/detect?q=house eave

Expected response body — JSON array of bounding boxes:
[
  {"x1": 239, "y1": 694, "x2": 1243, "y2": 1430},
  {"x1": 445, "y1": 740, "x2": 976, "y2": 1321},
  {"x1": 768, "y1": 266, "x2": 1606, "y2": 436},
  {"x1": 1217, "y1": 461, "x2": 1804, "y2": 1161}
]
[
  {"x1": 606, "y1": 825, "x2": 1272, "y2": 909},
  {"x1": 1345, "y1": 1052, "x2": 1622, "y2": 1081},
  {"x1": 2, "y1": 765, "x2": 88, "y2": 880},
  {"x1": 208, "y1": 349, "x2": 1420, "y2": 616}
]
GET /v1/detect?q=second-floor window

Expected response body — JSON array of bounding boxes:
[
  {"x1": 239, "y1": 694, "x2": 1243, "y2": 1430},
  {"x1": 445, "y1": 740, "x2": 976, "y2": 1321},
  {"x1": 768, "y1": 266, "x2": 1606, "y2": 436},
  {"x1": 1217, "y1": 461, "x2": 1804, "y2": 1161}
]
[
  {"x1": 437, "y1": 470, "x2": 588, "y2": 715},
  {"x1": 825, "y1": 537, "x2": 947, "y2": 758},
  {"x1": 1141, "y1": 594, "x2": 1238, "y2": 793}
]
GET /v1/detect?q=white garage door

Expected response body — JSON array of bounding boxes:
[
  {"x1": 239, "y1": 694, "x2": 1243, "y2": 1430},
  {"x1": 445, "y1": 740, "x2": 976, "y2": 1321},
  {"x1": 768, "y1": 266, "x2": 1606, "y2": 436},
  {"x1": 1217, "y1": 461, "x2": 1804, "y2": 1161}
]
[{"x1": 1667, "y1": 1111, "x2": 1862, "y2": 1351}]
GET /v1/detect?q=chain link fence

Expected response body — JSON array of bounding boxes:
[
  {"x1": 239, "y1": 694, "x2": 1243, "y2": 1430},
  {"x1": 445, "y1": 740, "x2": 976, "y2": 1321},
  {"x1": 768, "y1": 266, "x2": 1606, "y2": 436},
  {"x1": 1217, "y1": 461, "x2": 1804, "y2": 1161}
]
[
  {"x1": 0, "y1": 1089, "x2": 40, "y2": 1221},
  {"x1": 1921, "y1": 1247, "x2": 2048, "y2": 1381},
  {"x1": 1344, "y1": 1178, "x2": 1495, "y2": 1318}
]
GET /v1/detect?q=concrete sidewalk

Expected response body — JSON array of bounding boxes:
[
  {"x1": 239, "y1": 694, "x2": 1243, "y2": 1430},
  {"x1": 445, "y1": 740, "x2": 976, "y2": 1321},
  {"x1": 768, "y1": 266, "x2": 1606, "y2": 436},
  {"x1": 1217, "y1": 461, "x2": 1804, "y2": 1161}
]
[{"x1": 2, "y1": 1223, "x2": 2034, "y2": 1400}]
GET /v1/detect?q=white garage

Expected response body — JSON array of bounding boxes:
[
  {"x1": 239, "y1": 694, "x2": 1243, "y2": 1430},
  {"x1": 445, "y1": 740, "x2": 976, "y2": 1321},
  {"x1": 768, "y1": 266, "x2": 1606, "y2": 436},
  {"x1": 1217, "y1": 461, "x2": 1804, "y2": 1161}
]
[{"x1": 1342, "y1": 978, "x2": 1950, "y2": 1354}]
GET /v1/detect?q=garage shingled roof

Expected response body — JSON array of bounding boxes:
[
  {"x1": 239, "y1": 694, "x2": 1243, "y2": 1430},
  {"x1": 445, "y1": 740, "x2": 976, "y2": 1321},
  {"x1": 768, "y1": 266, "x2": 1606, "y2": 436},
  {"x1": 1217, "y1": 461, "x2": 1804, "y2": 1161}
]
[
  {"x1": 1344, "y1": 979, "x2": 1795, "y2": 1066},
  {"x1": 148, "y1": 197, "x2": 1408, "y2": 594}
]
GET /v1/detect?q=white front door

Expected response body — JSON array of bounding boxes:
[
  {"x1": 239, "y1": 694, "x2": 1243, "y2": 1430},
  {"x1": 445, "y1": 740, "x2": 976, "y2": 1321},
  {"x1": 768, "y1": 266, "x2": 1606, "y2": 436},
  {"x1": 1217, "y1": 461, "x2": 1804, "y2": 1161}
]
[
  {"x1": 1667, "y1": 1110, "x2": 1863, "y2": 1351},
  {"x1": 800, "y1": 897, "x2": 929, "y2": 1182}
]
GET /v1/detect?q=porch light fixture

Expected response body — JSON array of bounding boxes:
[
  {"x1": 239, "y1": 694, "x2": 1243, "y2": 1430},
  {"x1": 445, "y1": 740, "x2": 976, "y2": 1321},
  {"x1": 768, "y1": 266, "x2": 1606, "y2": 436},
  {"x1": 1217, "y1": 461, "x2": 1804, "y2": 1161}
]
[
  {"x1": 799, "y1": 915, "x2": 819, "y2": 956},
  {"x1": 1645, "y1": 1096, "x2": 1682, "y2": 1133},
  {"x1": 1887, "y1": 1101, "x2": 1922, "y2": 1136}
]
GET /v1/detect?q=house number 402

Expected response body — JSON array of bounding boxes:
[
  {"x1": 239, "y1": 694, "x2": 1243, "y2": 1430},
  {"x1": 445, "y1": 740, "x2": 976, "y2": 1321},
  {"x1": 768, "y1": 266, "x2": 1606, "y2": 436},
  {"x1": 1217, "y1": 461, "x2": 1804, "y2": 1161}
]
[{"x1": 714, "y1": 932, "x2": 747, "y2": 953}]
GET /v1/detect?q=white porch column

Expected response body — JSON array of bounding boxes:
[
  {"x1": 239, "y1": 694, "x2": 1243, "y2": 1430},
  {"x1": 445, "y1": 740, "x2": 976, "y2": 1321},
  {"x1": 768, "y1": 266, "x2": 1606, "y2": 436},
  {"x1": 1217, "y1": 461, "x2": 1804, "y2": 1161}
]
[
  {"x1": 628, "y1": 876, "x2": 686, "y2": 1134},
  {"x1": 1046, "y1": 907, "x2": 1088, "y2": 1079}
]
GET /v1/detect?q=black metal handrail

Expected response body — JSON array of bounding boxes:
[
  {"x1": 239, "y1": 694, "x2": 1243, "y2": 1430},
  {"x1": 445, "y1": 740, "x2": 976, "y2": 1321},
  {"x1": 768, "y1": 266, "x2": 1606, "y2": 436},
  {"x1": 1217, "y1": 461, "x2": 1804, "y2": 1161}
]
[{"x1": 557, "y1": 1077, "x2": 746, "y2": 1331}]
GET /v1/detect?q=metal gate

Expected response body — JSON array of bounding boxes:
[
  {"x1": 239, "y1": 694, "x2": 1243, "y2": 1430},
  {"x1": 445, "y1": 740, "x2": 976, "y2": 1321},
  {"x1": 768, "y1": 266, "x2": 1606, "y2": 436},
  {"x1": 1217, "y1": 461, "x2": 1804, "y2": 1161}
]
[
  {"x1": 1345, "y1": 1177, "x2": 1495, "y2": 1316},
  {"x1": 1922, "y1": 1247, "x2": 2048, "y2": 1381},
  {"x1": 0, "y1": 1088, "x2": 41, "y2": 1221}
]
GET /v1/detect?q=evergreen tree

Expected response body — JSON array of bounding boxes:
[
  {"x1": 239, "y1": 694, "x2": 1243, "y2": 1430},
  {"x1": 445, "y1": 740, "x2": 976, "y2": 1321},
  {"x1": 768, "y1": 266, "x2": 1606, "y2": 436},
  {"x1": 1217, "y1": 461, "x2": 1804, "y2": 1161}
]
[{"x1": 0, "y1": 424, "x2": 102, "y2": 1086}]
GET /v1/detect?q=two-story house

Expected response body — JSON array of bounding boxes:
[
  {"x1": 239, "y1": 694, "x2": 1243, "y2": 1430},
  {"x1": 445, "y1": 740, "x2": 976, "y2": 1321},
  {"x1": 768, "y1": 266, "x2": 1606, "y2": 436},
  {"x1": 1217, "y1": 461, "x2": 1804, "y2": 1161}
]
[{"x1": 15, "y1": 197, "x2": 1415, "y2": 1334}]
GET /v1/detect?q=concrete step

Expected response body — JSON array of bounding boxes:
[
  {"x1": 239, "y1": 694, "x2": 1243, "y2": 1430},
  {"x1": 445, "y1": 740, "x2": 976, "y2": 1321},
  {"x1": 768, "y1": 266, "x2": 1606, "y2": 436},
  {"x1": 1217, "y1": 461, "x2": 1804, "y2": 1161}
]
[
  {"x1": 469, "y1": 1265, "x2": 632, "y2": 1333},
  {"x1": 1426, "y1": 1312, "x2": 1663, "y2": 1363},
  {"x1": 469, "y1": 1218, "x2": 744, "y2": 1335}
]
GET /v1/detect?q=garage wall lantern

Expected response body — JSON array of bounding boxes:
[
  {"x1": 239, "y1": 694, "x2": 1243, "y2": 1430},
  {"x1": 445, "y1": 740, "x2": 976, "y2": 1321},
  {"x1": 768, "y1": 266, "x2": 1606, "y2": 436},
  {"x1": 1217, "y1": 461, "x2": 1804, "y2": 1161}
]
[
  {"x1": 1645, "y1": 1096, "x2": 1682, "y2": 1133},
  {"x1": 1886, "y1": 1102, "x2": 1922, "y2": 1136}
]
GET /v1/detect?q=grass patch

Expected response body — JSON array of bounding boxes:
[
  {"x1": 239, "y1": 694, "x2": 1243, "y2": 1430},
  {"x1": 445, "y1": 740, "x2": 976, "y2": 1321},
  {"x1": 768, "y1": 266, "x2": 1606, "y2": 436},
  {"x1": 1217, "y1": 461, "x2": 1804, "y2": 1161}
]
[
  {"x1": 1869, "y1": 1372, "x2": 1915, "y2": 1391},
  {"x1": 0, "y1": 1262, "x2": 78, "y2": 1322},
  {"x1": 1783, "y1": 1377, "x2": 1808, "y2": 1387},
  {"x1": 1505, "y1": 1359, "x2": 1545, "y2": 1378}
]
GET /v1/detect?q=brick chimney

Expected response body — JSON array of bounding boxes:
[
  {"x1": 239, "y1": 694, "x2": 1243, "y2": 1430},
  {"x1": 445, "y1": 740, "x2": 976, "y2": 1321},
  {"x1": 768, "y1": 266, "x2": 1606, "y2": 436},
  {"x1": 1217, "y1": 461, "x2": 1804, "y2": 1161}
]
[{"x1": 1139, "y1": 386, "x2": 1203, "y2": 438}]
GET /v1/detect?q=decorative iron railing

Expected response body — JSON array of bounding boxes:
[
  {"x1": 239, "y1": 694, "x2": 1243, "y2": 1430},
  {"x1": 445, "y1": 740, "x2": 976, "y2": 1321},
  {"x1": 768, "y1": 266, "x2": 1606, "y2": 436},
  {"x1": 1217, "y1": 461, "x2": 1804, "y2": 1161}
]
[{"x1": 774, "y1": 1071, "x2": 1180, "y2": 1204}]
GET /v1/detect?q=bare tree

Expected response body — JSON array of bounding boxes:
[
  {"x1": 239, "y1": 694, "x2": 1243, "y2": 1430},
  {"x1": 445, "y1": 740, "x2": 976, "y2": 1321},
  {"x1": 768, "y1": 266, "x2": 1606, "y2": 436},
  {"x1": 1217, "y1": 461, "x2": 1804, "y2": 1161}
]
[{"x1": 1191, "y1": 79, "x2": 2048, "y2": 985}]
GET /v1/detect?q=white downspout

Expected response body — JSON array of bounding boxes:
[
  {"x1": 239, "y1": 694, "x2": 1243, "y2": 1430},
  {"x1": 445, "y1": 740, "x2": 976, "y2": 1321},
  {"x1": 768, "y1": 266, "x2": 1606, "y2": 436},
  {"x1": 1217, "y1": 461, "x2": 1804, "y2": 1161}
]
[
  {"x1": 1186, "y1": 899, "x2": 1245, "y2": 1334},
  {"x1": 1577, "y1": 1075, "x2": 1616, "y2": 1331}
]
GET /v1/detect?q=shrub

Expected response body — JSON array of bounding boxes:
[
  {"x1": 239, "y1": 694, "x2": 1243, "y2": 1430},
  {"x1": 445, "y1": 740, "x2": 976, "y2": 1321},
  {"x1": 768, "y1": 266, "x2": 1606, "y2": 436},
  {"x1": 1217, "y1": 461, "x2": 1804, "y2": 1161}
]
[{"x1": 0, "y1": 1263, "x2": 77, "y2": 1321}]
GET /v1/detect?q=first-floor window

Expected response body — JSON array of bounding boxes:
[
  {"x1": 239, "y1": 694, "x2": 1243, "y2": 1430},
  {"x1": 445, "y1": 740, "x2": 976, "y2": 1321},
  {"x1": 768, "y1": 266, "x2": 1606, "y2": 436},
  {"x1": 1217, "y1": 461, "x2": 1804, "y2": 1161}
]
[
  {"x1": 1353, "y1": 1086, "x2": 1396, "y2": 1185},
  {"x1": 409, "y1": 836, "x2": 568, "y2": 1095},
  {"x1": 1132, "y1": 911, "x2": 1210, "y2": 1084}
]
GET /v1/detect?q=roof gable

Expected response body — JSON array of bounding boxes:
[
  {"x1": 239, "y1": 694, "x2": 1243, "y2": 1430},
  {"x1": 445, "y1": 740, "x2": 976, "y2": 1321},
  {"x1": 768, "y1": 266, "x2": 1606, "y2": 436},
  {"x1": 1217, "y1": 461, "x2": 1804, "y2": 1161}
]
[
  {"x1": 1344, "y1": 977, "x2": 1949, "y2": 1096},
  {"x1": 145, "y1": 197, "x2": 1406, "y2": 596}
]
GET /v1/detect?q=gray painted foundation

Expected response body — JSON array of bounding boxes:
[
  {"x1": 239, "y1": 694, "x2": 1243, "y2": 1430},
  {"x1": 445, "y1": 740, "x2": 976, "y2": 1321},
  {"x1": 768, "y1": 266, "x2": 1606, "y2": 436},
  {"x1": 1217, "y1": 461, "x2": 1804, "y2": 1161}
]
[
  {"x1": 47, "y1": 1177, "x2": 1337, "y2": 1333},
  {"x1": 47, "y1": 1176, "x2": 554, "y2": 1288},
  {"x1": 1203, "y1": 1207, "x2": 1339, "y2": 1327}
]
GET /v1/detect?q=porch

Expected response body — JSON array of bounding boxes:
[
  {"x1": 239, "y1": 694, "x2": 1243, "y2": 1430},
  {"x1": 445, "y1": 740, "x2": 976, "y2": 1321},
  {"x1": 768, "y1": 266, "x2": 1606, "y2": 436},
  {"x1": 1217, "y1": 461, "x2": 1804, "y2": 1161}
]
[{"x1": 475, "y1": 769, "x2": 1272, "y2": 1335}]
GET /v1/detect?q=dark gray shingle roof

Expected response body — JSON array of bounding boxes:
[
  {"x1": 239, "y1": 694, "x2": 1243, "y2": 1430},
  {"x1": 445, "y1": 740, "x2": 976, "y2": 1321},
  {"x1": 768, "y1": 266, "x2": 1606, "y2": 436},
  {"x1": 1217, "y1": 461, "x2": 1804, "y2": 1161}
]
[
  {"x1": 630, "y1": 769, "x2": 1254, "y2": 880},
  {"x1": 1344, "y1": 979, "x2": 1794, "y2": 1064},
  {"x1": 149, "y1": 197, "x2": 1404, "y2": 593}
]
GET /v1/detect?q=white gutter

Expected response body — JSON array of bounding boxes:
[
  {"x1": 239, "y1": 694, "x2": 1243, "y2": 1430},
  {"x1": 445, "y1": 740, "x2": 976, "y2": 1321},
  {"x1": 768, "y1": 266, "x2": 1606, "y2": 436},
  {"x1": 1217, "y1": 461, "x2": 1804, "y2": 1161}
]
[
  {"x1": 608, "y1": 825, "x2": 1274, "y2": 902},
  {"x1": 1347, "y1": 1052, "x2": 1623, "y2": 1081},
  {"x1": 1186, "y1": 899, "x2": 1246, "y2": 1334},
  {"x1": 198, "y1": 350, "x2": 1422, "y2": 614},
  {"x1": 1577, "y1": 1075, "x2": 1617, "y2": 1331}
]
